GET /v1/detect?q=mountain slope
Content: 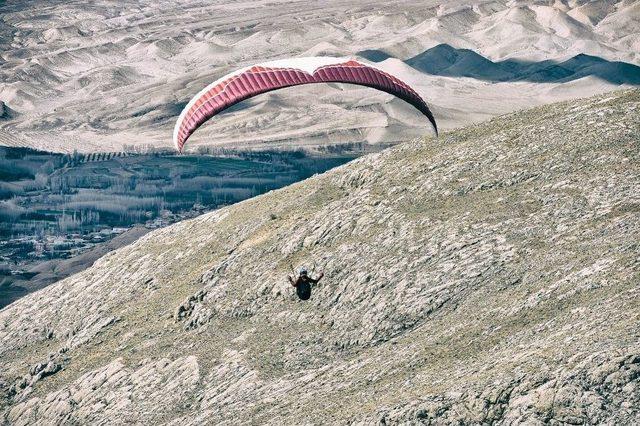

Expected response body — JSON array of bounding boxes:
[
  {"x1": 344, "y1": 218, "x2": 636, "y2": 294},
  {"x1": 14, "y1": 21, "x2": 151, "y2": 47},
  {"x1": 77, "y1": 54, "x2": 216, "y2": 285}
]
[{"x1": 1, "y1": 90, "x2": 639, "y2": 424}]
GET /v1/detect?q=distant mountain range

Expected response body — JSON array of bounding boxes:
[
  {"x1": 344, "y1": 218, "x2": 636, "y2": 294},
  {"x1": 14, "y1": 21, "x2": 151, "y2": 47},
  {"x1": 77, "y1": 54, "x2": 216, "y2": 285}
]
[
  {"x1": 1, "y1": 0, "x2": 638, "y2": 153},
  {"x1": 359, "y1": 44, "x2": 640, "y2": 85}
]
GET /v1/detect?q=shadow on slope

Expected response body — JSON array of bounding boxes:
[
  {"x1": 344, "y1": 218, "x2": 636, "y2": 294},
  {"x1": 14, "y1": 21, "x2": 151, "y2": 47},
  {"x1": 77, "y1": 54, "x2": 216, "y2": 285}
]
[
  {"x1": 0, "y1": 101, "x2": 17, "y2": 120},
  {"x1": 358, "y1": 44, "x2": 640, "y2": 85}
]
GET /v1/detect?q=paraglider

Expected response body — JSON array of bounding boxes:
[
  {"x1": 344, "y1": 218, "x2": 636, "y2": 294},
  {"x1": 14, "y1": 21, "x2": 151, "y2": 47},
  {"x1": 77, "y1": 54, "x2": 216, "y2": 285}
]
[
  {"x1": 288, "y1": 266, "x2": 324, "y2": 301},
  {"x1": 173, "y1": 57, "x2": 437, "y2": 152}
]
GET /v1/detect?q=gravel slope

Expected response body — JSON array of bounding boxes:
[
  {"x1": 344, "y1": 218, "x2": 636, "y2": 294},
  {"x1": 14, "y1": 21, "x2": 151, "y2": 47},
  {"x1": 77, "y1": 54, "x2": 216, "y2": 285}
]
[{"x1": 1, "y1": 90, "x2": 639, "y2": 424}]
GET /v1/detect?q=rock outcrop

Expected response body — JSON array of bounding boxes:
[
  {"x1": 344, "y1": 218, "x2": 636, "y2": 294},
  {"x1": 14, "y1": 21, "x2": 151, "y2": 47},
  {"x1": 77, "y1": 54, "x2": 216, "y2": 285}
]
[{"x1": 1, "y1": 90, "x2": 639, "y2": 424}]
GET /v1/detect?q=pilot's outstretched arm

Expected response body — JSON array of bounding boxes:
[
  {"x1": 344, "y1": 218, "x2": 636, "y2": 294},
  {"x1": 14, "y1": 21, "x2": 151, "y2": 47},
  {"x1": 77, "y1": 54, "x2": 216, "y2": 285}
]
[{"x1": 310, "y1": 272, "x2": 324, "y2": 284}]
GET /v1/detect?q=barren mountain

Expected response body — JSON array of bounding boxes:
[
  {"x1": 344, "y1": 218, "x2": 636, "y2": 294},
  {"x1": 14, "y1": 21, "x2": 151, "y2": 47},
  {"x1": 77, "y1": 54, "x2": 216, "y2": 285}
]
[
  {"x1": 1, "y1": 0, "x2": 639, "y2": 153},
  {"x1": 1, "y1": 90, "x2": 638, "y2": 424}
]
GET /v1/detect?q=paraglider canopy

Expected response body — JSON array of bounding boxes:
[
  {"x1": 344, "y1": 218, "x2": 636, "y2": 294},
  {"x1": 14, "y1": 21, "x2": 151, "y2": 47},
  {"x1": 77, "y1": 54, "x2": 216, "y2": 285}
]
[{"x1": 173, "y1": 57, "x2": 437, "y2": 152}]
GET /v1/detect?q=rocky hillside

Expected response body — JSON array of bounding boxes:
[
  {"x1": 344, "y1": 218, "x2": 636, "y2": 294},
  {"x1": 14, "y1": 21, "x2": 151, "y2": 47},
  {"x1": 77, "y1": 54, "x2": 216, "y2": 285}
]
[{"x1": 1, "y1": 90, "x2": 639, "y2": 424}]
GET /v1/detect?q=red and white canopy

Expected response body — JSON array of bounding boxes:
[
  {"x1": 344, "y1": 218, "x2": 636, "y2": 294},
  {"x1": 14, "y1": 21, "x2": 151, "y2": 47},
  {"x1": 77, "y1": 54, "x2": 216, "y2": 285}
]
[{"x1": 173, "y1": 57, "x2": 437, "y2": 152}]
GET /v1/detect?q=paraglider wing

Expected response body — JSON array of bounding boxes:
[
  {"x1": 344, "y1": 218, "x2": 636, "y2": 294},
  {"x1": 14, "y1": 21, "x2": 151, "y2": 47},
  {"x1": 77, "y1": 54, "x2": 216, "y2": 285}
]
[{"x1": 173, "y1": 57, "x2": 437, "y2": 152}]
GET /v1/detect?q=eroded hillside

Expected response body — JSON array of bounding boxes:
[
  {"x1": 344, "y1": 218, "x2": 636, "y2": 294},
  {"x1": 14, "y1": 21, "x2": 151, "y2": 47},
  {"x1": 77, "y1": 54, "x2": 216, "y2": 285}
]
[
  {"x1": 1, "y1": 0, "x2": 639, "y2": 153},
  {"x1": 1, "y1": 90, "x2": 639, "y2": 424}
]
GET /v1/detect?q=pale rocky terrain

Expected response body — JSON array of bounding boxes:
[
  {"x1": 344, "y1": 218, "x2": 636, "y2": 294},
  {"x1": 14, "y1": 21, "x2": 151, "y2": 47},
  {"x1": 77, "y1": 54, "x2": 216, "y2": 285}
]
[
  {"x1": 1, "y1": 0, "x2": 639, "y2": 153},
  {"x1": 1, "y1": 90, "x2": 638, "y2": 424}
]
